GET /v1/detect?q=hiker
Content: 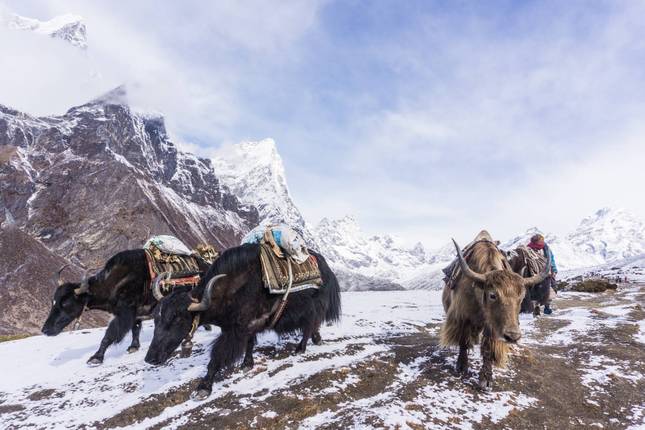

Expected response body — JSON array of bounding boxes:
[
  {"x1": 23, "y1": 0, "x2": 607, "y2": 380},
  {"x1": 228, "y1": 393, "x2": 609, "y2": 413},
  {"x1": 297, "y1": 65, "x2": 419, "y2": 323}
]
[{"x1": 527, "y1": 234, "x2": 558, "y2": 314}]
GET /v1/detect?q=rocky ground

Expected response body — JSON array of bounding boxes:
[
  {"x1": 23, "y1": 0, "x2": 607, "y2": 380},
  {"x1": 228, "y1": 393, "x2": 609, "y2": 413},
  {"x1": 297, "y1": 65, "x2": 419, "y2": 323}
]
[{"x1": 0, "y1": 285, "x2": 643, "y2": 429}]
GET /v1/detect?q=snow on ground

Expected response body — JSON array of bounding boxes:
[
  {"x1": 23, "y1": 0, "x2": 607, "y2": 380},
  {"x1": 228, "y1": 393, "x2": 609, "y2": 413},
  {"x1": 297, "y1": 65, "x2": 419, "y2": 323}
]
[{"x1": 1, "y1": 287, "x2": 644, "y2": 429}]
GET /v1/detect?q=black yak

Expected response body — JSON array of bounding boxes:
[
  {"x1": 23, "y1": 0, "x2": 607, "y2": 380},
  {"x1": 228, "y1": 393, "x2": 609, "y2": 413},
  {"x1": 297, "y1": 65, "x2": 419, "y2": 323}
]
[
  {"x1": 441, "y1": 231, "x2": 550, "y2": 390},
  {"x1": 42, "y1": 249, "x2": 210, "y2": 365},
  {"x1": 144, "y1": 243, "x2": 342, "y2": 400}
]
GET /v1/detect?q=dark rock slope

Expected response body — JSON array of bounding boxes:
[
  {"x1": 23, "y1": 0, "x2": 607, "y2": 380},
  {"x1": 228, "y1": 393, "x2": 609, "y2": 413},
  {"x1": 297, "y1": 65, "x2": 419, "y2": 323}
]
[{"x1": 0, "y1": 88, "x2": 258, "y2": 334}]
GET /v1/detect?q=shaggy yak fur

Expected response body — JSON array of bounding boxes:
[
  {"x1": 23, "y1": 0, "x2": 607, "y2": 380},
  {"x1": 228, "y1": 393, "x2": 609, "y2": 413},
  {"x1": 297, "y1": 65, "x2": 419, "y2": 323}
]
[
  {"x1": 440, "y1": 231, "x2": 550, "y2": 390},
  {"x1": 42, "y1": 249, "x2": 210, "y2": 365},
  {"x1": 144, "y1": 243, "x2": 341, "y2": 400}
]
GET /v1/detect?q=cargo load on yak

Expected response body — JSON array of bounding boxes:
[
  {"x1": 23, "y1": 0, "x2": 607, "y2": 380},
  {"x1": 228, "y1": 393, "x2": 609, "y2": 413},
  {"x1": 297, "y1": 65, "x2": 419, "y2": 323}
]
[
  {"x1": 242, "y1": 225, "x2": 322, "y2": 294},
  {"x1": 144, "y1": 235, "x2": 218, "y2": 298},
  {"x1": 508, "y1": 245, "x2": 547, "y2": 277},
  {"x1": 442, "y1": 232, "x2": 512, "y2": 289}
]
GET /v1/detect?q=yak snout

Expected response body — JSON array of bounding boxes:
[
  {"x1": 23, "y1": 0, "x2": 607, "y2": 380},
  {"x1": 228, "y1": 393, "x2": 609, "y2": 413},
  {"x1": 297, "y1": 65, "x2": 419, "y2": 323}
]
[{"x1": 502, "y1": 329, "x2": 521, "y2": 343}]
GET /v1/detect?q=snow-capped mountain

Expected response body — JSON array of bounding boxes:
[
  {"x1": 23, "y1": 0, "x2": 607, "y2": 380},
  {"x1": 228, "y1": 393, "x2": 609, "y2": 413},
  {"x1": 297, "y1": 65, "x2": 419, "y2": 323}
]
[
  {"x1": 211, "y1": 139, "x2": 316, "y2": 245},
  {"x1": 314, "y1": 216, "x2": 435, "y2": 286},
  {"x1": 567, "y1": 207, "x2": 645, "y2": 263},
  {"x1": 502, "y1": 208, "x2": 645, "y2": 271},
  {"x1": 3, "y1": 13, "x2": 87, "y2": 49}
]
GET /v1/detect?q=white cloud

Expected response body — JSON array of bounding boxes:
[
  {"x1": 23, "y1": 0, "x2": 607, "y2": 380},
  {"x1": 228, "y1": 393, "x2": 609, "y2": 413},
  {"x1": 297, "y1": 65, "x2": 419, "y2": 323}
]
[{"x1": 2, "y1": 0, "x2": 645, "y2": 249}]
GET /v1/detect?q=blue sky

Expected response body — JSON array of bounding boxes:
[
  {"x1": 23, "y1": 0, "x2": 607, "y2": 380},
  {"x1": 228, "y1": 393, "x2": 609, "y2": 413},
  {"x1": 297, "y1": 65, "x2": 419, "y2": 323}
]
[{"x1": 2, "y1": 0, "x2": 645, "y2": 247}]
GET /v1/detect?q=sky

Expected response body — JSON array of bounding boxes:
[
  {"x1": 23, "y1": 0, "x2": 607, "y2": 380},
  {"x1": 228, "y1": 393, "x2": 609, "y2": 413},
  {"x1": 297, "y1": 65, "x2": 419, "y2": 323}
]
[{"x1": 1, "y1": 0, "x2": 645, "y2": 248}]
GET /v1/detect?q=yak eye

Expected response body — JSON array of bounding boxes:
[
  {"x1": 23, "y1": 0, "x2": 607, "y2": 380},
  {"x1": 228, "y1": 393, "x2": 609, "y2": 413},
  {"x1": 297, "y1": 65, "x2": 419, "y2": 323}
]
[{"x1": 488, "y1": 292, "x2": 497, "y2": 301}]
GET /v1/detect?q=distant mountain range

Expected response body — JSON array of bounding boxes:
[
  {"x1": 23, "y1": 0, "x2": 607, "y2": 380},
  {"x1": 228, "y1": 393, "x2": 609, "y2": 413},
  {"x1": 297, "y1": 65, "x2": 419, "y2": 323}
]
[{"x1": 209, "y1": 135, "x2": 645, "y2": 289}]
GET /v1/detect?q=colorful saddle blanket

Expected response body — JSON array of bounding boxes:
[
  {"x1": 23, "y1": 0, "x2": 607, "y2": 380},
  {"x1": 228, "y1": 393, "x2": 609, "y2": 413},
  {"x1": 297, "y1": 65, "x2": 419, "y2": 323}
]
[
  {"x1": 259, "y1": 244, "x2": 323, "y2": 294},
  {"x1": 143, "y1": 236, "x2": 218, "y2": 296}
]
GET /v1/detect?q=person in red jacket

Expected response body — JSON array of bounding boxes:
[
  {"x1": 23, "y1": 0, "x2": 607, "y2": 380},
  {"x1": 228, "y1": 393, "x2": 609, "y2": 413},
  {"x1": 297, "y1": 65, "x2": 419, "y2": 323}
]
[{"x1": 527, "y1": 234, "x2": 558, "y2": 314}]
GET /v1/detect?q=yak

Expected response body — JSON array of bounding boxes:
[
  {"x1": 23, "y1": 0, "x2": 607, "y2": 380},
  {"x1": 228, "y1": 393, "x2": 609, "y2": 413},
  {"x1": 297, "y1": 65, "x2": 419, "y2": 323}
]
[
  {"x1": 508, "y1": 249, "x2": 554, "y2": 316},
  {"x1": 144, "y1": 243, "x2": 342, "y2": 400},
  {"x1": 440, "y1": 231, "x2": 550, "y2": 390},
  {"x1": 41, "y1": 249, "x2": 210, "y2": 365}
]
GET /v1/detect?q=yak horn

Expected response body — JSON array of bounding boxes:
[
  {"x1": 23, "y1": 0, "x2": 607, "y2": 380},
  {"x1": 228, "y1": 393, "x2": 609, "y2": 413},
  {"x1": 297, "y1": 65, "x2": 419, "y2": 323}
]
[
  {"x1": 55, "y1": 264, "x2": 70, "y2": 286},
  {"x1": 152, "y1": 272, "x2": 171, "y2": 301},
  {"x1": 452, "y1": 239, "x2": 488, "y2": 285},
  {"x1": 188, "y1": 274, "x2": 226, "y2": 312},
  {"x1": 522, "y1": 245, "x2": 553, "y2": 287},
  {"x1": 74, "y1": 269, "x2": 91, "y2": 295}
]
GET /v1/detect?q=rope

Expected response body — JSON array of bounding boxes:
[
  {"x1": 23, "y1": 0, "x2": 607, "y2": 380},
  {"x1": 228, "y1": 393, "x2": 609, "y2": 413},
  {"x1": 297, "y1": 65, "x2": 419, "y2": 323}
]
[{"x1": 269, "y1": 257, "x2": 293, "y2": 329}]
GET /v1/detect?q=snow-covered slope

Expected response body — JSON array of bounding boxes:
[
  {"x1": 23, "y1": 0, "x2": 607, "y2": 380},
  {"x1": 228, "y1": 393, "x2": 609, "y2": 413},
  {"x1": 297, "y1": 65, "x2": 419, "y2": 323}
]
[
  {"x1": 567, "y1": 207, "x2": 645, "y2": 263},
  {"x1": 1, "y1": 287, "x2": 644, "y2": 429},
  {"x1": 3, "y1": 12, "x2": 87, "y2": 49}
]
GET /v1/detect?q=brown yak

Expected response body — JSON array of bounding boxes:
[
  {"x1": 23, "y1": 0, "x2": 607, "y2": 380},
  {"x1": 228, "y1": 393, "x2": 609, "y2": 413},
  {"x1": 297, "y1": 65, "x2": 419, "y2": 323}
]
[{"x1": 440, "y1": 231, "x2": 551, "y2": 390}]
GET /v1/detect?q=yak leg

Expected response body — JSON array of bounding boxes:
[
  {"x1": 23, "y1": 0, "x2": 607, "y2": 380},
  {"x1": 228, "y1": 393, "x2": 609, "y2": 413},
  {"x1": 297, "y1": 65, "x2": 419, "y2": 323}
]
[
  {"x1": 311, "y1": 320, "x2": 322, "y2": 345},
  {"x1": 127, "y1": 319, "x2": 143, "y2": 353},
  {"x1": 456, "y1": 337, "x2": 470, "y2": 375},
  {"x1": 478, "y1": 327, "x2": 494, "y2": 391},
  {"x1": 88, "y1": 307, "x2": 136, "y2": 366},
  {"x1": 295, "y1": 318, "x2": 318, "y2": 354},
  {"x1": 193, "y1": 329, "x2": 248, "y2": 400},
  {"x1": 241, "y1": 335, "x2": 256, "y2": 370}
]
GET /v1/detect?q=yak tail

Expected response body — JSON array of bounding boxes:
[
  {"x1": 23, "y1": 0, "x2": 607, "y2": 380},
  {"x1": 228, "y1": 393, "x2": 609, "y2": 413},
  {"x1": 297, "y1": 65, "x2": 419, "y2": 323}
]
[
  {"x1": 490, "y1": 338, "x2": 510, "y2": 367},
  {"x1": 312, "y1": 252, "x2": 342, "y2": 324}
]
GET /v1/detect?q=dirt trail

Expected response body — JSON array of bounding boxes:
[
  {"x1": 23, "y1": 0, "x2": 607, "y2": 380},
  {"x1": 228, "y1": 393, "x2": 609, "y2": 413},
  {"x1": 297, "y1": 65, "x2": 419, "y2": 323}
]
[{"x1": 101, "y1": 285, "x2": 645, "y2": 429}]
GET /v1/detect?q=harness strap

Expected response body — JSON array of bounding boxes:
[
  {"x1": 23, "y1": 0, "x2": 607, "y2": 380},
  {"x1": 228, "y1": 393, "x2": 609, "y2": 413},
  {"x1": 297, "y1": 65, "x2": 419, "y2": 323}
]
[
  {"x1": 269, "y1": 257, "x2": 293, "y2": 329},
  {"x1": 73, "y1": 299, "x2": 90, "y2": 331}
]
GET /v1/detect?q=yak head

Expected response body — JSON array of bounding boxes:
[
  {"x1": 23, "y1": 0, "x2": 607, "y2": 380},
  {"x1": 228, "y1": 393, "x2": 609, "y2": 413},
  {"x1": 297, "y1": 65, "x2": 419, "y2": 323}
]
[
  {"x1": 145, "y1": 274, "x2": 226, "y2": 365},
  {"x1": 41, "y1": 266, "x2": 90, "y2": 336},
  {"x1": 452, "y1": 239, "x2": 551, "y2": 343}
]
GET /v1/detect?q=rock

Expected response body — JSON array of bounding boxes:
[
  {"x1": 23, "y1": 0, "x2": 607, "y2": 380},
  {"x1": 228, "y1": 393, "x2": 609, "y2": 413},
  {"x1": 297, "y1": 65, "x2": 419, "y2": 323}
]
[{"x1": 570, "y1": 279, "x2": 618, "y2": 293}]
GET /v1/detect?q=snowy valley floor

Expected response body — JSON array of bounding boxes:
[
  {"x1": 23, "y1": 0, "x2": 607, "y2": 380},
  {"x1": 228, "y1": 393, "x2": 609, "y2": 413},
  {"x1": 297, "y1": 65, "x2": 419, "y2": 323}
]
[{"x1": 1, "y1": 286, "x2": 644, "y2": 430}]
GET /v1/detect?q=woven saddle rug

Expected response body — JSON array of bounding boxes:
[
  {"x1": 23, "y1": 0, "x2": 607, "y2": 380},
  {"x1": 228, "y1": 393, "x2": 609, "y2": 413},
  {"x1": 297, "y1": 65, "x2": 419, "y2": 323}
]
[
  {"x1": 259, "y1": 243, "x2": 322, "y2": 294},
  {"x1": 144, "y1": 246, "x2": 204, "y2": 296}
]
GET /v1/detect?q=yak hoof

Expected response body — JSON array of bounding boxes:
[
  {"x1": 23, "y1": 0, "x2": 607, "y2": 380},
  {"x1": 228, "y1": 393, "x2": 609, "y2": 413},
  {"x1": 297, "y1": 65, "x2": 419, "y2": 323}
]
[
  {"x1": 127, "y1": 346, "x2": 139, "y2": 354},
  {"x1": 241, "y1": 359, "x2": 254, "y2": 371},
  {"x1": 478, "y1": 377, "x2": 492, "y2": 392},
  {"x1": 192, "y1": 389, "x2": 211, "y2": 401},
  {"x1": 312, "y1": 332, "x2": 322, "y2": 345},
  {"x1": 455, "y1": 363, "x2": 469, "y2": 376},
  {"x1": 87, "y1": 357, "x2": 103, "y2": 366}
]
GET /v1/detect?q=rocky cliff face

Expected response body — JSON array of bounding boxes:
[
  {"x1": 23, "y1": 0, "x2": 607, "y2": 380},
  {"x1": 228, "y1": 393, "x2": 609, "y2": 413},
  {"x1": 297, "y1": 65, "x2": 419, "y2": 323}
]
[{"x1": 0, "y1": 89, "x2": 258, "y2": 334}]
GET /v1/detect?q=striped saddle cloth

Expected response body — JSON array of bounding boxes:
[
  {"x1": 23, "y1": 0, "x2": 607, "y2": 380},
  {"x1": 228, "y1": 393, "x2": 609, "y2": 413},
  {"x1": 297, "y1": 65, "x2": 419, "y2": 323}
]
[{"x1": 144, "y1": 246, "x2": 204, "y2": 295}]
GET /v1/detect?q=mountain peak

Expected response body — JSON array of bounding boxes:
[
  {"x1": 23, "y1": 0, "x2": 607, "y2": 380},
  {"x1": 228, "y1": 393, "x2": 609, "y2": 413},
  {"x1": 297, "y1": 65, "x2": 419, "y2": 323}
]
[
  {"x1": 87, "y1": 85, "x2": 129, "y2": 107},
  {"x1": 4, "y1": 12, "x2": 87, "y2": 49}
]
